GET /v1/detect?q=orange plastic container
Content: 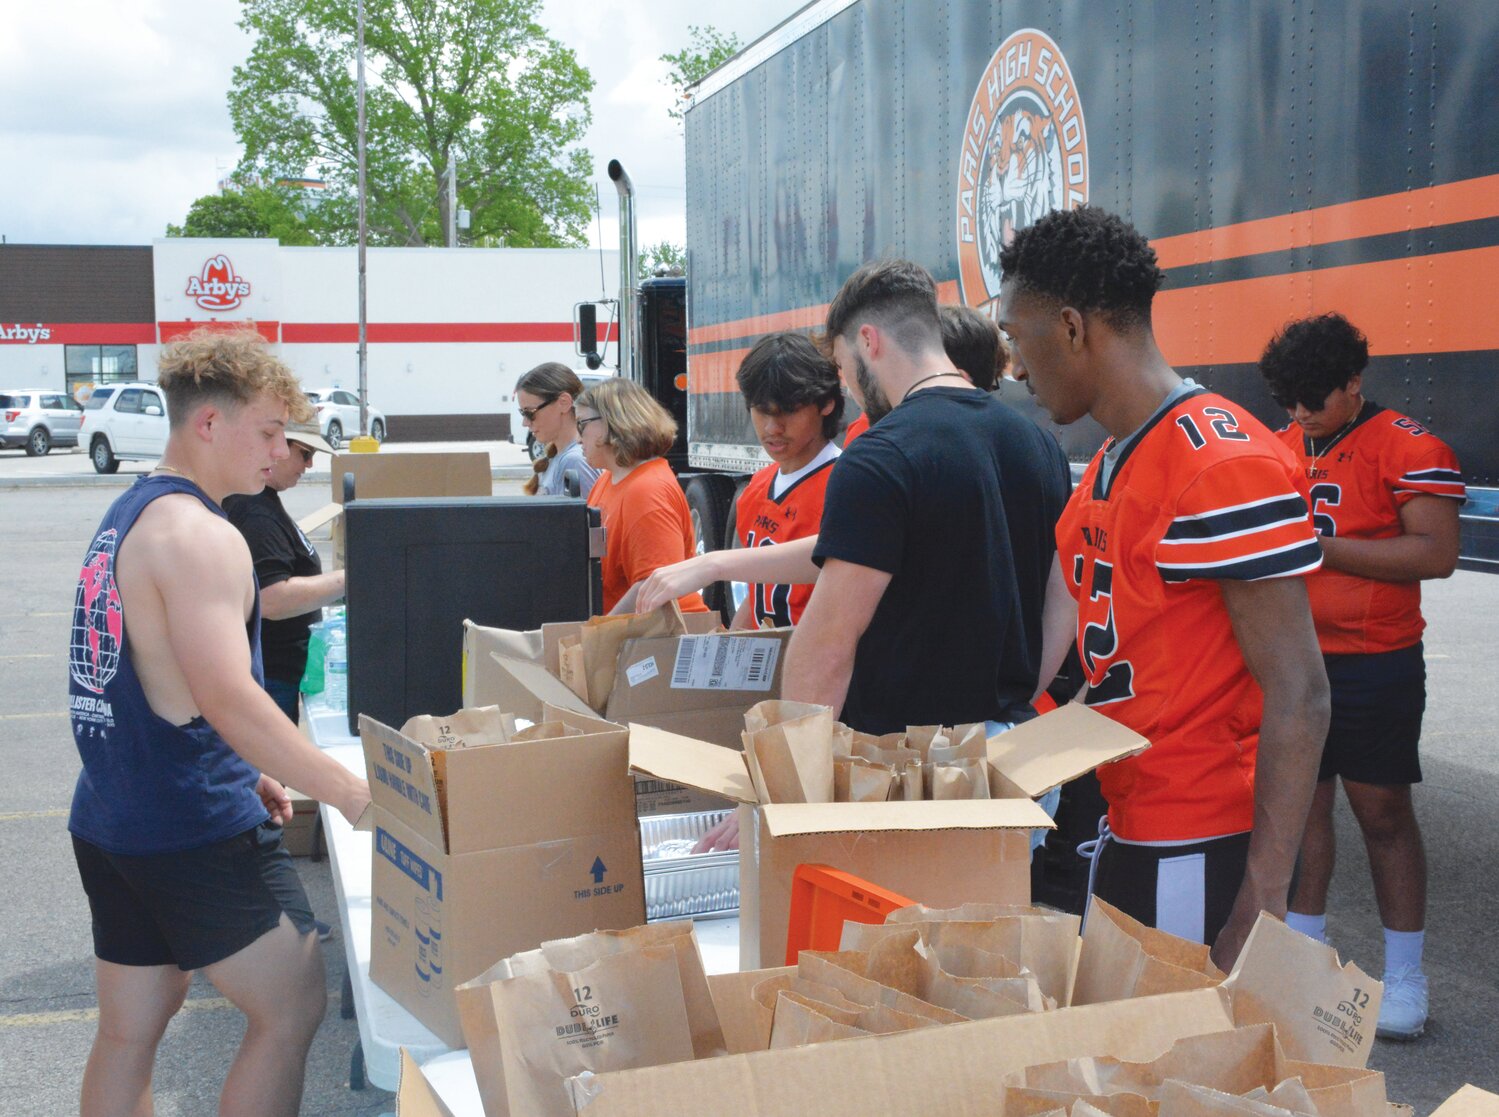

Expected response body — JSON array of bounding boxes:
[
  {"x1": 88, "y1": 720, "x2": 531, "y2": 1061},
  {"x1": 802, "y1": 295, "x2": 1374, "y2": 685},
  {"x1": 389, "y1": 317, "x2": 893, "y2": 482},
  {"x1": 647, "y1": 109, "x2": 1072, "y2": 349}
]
[{"x1": 783, "y1": 863, "x2": 916, "y2": 965}]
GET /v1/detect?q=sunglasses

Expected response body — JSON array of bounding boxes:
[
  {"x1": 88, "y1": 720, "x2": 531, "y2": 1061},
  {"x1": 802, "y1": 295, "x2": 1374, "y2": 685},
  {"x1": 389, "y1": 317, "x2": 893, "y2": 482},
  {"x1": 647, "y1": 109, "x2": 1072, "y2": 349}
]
[
  {"x1": 519, "y1": 397, "x2": 559, "y2": 422},
  {"x1": 292, "y1": 445, "x2": 315, "y2": 464},
  {"x1": 576, "y1": 416, "x2": 604, "y2": 433}
]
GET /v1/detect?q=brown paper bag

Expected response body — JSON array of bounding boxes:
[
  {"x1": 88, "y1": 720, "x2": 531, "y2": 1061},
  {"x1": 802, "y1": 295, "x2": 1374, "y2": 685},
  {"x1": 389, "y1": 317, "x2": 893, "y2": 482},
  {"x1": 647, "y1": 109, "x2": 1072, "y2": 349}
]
[
  {"x1": 566, "y1": 605, "x2": 687, "y2": 711},
  {"x1": 1430, "y1": 1086, "x2": 1499, "y2": 1117},
  {"x1": 1280, "y1": 1061, "x2": 1387, "y2": 1117},
  {"x1": 929, "y1": 757, "x2": 992, "y2": 800},
  {"x1": 741, "y1": 700, "x2": 835, "y2": 803},
  {"x1": 510, "y1": 721, "x2": 584, "y2": 742},
  {"x1": 484, "y1": 944, "x2": 694, "y2": 1117},
  {"x1": 1158, "y1": 1080, "x2": 1311, "y2": 1117},
  {"x1": 767, "y1": 987, "x2": 938, "y2": 1048},
  {"x1": 853, "y1": 909, "x2": 1080, "y2": 1007},
  {"x1": 1073, "y1": 897, "x2": 1224, "y2": 1006},
  {"x1": 844, "y1": 756, "x2": 896, "y2": 802},
  {"x1": 524, "y1": 921, "x2": 727, "y2": 1059},
  {"x1": 1222, "y1": 913, "x2": 1382, "y2": 1068},
  {"x1": 796, "y1": 950, "x2": 967, "y2": 1025},
  {"x1": 401, "y1": 705, "x2": 516, "y2": 749},
  {"x1": 1003, "y1": 1086, "x2": 1158, "y2": 1117}
]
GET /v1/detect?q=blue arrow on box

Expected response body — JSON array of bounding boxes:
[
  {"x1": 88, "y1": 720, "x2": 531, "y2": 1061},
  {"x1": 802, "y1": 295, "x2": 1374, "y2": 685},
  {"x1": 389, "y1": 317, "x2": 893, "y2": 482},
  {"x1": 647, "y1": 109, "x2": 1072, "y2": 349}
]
[{"x1": 590, "y1": 857, "x2": 607, "y2": 884}]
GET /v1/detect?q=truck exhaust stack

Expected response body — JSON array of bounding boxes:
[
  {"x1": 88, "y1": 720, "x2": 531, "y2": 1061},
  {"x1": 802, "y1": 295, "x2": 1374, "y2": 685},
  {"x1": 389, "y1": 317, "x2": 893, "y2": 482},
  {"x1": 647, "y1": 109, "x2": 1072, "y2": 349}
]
[{"x1": 608, "y1": 159, "x2": 639, "y2": 382}]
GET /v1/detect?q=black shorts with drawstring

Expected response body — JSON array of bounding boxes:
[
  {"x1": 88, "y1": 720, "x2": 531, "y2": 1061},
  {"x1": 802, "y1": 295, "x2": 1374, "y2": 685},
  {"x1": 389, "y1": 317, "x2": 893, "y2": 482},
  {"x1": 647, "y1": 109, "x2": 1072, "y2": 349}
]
[
  {"x1": 1318, "y1": 642, "x2": 1426, "y2": 785},
  {"x1": 73, "y1": 821, "x2": 315, "y2": 971}
]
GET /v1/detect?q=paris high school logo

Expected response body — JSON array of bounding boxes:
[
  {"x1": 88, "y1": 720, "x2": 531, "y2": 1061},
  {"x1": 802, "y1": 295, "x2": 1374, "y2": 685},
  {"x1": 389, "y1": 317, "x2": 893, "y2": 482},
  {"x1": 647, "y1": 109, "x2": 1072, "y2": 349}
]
[
  {"x1": 71, "y1": 529, "x2": 124, "y2": 695},
  {"x1": 955, "y1": 28, "x2": 1089, "y2": 313},
  {"x1": 186, "y1": 254, "x2": 252, "y2": 312}
]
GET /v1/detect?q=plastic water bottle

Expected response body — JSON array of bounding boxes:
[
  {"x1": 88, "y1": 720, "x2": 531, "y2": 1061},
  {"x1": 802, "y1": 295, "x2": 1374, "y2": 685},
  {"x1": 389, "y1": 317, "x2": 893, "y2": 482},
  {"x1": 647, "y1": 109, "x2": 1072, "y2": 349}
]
[
  {"x1": 324, "y1": 639, "x2": 348, "y2": 713},
  {"x1": 300, "y1": 621, "x2": 327, "y2": 696}
]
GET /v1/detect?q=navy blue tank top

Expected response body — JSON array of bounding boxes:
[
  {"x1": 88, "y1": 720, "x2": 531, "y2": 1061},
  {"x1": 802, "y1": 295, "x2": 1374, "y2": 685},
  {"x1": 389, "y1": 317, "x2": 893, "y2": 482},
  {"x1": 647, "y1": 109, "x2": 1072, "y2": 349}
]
[{"x1": 68, "y1": 475, "x2": 269, "y2": 854}]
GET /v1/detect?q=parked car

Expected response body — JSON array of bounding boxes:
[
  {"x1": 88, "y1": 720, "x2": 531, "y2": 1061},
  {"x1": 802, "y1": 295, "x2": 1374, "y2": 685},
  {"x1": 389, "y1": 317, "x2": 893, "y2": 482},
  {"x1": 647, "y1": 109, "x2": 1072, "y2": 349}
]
[
  {"x1": 80, "y1": 383, "x2": 169, "y2": 474},
  {"x1": 303, "y1": 387, "x2": 386, "y2": 450},
  {"x1": 1, "y1": 389, "x2": 84, "y2": 456}
]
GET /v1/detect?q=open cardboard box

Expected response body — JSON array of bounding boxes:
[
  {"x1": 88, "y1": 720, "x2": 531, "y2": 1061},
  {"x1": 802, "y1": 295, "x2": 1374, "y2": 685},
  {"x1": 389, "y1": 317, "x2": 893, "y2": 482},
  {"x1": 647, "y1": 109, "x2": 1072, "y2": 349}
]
[
  {"x1": 629, "y1": 703, "x2": 1149, "y2": 969},
  {"x1": 360, "y1": 703, "x2": 645, "y2": 1047},
  {"x1": 298, "y1": 449, "x2": 493, "y2": 566},
  {"x1": 466, "y1": 616, "x2": 794, "y2": 817}
]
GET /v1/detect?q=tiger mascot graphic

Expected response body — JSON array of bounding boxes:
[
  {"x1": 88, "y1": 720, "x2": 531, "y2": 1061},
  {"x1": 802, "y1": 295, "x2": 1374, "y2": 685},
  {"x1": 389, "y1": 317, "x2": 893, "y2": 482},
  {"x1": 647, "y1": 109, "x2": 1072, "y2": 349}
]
[{"x1": 977, "y1": 95, "x2": 1065, "y2": 295}]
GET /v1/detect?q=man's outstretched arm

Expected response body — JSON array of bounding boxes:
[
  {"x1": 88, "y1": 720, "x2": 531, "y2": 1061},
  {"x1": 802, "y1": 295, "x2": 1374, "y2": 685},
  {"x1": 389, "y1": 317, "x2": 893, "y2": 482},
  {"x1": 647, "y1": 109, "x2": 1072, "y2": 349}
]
[
  {"x1": 157, "y1": 522, "x2": 369, "y2": 824},
  {"x1": 1212, "y1": 575, "x2": 1330, "y2": 968}
]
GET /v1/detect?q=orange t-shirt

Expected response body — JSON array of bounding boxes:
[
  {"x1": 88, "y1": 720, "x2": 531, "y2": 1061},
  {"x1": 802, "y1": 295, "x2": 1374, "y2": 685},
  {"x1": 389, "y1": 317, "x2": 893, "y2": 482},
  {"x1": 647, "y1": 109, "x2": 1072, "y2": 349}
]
[
  {"x1": 843, "y1": 413, "x2": 870, "y2": 444},
  {"x1": 587, "y1": 457, "x2": 709, "y2": 614}
]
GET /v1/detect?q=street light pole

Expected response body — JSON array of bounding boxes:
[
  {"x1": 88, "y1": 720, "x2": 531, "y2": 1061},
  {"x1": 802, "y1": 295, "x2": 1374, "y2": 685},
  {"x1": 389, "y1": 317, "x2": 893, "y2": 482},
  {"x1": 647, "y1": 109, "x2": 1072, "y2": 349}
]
[{"x1": 355, "y1": 0, "x2": 369, "y2": 439}]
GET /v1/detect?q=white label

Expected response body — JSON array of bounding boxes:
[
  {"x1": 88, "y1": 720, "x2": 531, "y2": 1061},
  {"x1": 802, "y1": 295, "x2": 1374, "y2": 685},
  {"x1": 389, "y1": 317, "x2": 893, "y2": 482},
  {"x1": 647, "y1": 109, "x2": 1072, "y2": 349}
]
[
  {"x1": 625, "y1": 656, "x2": 659, "y2": 687},
  {"x1": 670, "y1": 636, "x2": 780, "y2": 691}
]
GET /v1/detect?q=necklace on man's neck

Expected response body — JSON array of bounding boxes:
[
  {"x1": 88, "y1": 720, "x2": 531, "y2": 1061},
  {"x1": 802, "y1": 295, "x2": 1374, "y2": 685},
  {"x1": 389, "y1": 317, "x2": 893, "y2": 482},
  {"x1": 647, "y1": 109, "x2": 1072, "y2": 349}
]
[
  {"x1": 900, "y1": 371, "x2": 968, "y2": 403},
  {"x1": 1308, "y1": 398, "x2": 1365, "y2": 465},
  {"x1": 153, "y1": 462, "x2": 201, "y2": 488}
]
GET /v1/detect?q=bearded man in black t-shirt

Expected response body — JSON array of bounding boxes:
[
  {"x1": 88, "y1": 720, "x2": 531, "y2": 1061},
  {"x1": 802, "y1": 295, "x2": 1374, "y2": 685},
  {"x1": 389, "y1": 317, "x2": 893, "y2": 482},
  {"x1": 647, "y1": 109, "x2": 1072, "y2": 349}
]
[
  {"x1": 223, "y1": 421, "x2": 346, "y2": 722},
  {"x1": 783, "y1": 259, "x2": 1072, "y2": 734}
]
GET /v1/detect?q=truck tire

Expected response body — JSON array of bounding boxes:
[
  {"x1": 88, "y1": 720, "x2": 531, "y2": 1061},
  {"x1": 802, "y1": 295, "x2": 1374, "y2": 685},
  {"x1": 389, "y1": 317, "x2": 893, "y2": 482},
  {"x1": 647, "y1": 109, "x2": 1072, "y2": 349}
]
[
  {"x1": 91, "y1": 436, "x2": 119, "y2": 474},
  {"x1": 683, "y1": 475, "x2": 735, "y2": 619}
]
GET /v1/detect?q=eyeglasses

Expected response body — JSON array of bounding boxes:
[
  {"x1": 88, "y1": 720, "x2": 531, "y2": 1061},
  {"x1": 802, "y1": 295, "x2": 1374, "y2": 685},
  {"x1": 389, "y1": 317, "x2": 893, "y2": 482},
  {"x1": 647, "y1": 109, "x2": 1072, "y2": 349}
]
[
  {"x1": 576, "y1": 416, "x2": 603, "y2": 434},
  {"x1": 519, "y1": 397, "x2": 558, "y2": 422}
]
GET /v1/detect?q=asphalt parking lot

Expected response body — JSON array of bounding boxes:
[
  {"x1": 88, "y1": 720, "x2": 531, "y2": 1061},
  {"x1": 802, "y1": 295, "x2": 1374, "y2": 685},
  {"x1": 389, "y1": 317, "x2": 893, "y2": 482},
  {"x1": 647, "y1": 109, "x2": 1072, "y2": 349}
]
[{"x1": 0, "y1": 477, "x2": 1495, "y2": 1115}]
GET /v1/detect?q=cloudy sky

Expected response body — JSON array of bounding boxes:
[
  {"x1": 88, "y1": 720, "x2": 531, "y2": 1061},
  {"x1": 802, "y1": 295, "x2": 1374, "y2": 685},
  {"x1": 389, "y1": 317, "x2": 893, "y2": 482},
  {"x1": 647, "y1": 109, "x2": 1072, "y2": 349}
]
[{"x1": 0, "y1": 0, "x2": 804, "y2": 250}]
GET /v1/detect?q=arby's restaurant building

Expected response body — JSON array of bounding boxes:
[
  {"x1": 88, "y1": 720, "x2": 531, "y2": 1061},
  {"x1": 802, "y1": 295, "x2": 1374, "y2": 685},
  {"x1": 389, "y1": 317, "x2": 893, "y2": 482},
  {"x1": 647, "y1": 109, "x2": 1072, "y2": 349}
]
[{"x1": 0, "y1": 239, "x2": 617, "y2": 440}]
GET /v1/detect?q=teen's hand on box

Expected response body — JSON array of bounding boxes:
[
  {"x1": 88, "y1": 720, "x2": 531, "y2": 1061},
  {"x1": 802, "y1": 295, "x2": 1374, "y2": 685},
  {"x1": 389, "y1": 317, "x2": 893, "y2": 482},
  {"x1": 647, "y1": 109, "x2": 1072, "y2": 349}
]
[
  {"x1": 691, "y1": 814, "x2": 740, "y2": 853},
  {"x1": 636, "y1": 555, "x2": 714, "y2": 614},
  {"x1": 256, "y1": 774, "x2": 294, "y2": 826}
]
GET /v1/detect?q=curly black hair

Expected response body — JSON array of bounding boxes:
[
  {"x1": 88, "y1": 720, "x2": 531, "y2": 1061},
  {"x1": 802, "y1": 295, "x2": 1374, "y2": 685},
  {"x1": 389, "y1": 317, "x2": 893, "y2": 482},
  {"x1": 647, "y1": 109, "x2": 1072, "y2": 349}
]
[
  {"x1": 1257, "y1": 313, "x2": 1369, "y2": 411},
  {"x1": 736, "y1": 331, "x2": 846, "y2": 439},
  {"x1": 997, "y1": 206, "x2": 1165, "y2": 329}
]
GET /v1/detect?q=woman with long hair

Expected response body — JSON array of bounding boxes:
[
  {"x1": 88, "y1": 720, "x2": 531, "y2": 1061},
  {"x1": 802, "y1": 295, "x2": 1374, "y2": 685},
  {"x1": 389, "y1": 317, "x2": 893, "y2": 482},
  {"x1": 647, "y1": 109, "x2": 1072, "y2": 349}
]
[
  {"x1": 575, "y1": 379, "x2": 708, "y2": 614},
  {"x1": 515, "y1": 362, "x2": 601, "y2": 497}
]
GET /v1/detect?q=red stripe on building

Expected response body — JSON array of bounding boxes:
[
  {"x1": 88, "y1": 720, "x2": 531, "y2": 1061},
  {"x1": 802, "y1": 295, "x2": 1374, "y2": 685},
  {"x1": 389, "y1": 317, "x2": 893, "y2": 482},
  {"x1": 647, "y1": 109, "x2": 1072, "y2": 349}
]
[
  {"x1": 158, "y1": 321, "x2": 281, "y2": 343},
  {"x1": 279, "y1": 322, "x2": 617, "y2": 344},
  {"x1": 0, "y1": 322, "x2": 156, "y2": 345}
]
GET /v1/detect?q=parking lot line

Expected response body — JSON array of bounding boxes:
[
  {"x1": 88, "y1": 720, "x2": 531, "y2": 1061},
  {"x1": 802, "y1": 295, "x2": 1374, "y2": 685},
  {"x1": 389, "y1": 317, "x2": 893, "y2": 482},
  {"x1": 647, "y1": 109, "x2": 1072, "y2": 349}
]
[
  {"x1": 0, "y1": 997, "x2": 236, "y2": 1029},
  {"x1": 0, "y1": 808, "x2": 68, "y2": 822},
  {"x1": 0, "y1": 711, "x2": 67, "y2": 720}
]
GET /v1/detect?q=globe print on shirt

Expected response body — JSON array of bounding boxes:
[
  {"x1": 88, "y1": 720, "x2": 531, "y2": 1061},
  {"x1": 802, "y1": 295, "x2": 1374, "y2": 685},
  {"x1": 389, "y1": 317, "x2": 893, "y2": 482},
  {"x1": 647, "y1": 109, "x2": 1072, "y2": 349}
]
[{"x1": 71, "y1": 529, "x2": 124, "y2": 695}]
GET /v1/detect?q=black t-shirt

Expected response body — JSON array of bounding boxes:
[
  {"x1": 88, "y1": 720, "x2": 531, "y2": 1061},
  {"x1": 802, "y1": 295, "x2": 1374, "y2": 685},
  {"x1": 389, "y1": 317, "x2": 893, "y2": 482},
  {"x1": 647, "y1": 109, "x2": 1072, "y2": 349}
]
[
  {"x1": 223, "y1": 487, "x2": 323, "y2": 684},
  {"x1": 813, "y1": 387, "x2": 1072, "y2": 733}
]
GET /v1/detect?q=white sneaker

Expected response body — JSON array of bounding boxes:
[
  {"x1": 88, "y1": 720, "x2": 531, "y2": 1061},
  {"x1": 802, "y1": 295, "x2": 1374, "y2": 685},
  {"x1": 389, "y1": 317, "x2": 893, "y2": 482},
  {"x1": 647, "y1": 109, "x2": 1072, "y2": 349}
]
[{"x1": 1377, "y1": 965, "x2": 1428, "y2": 1040}]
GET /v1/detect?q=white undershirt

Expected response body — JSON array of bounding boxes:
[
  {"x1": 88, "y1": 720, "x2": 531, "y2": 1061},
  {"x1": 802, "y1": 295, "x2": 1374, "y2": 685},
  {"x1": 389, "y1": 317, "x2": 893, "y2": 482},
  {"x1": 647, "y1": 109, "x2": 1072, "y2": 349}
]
[{"x1": 769, "y1": 440, "x2": 841, "y2": 500}]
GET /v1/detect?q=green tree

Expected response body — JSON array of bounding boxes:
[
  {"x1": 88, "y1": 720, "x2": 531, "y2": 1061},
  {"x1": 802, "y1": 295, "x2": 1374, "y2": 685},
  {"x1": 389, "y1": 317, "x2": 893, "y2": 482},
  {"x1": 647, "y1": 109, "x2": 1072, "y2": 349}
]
[
  {"x1": 639, "y1": 241, "x2": 685, "y2": 279},
  {"x1": 660, "y1": 25, "x2": 741, "y2": 123},
  {"x1": 166, "y1": 183, "x2": 318, "y2": 244},
  {"x1": 227, "y1": 0, "x2": 595, "y2": 248}
]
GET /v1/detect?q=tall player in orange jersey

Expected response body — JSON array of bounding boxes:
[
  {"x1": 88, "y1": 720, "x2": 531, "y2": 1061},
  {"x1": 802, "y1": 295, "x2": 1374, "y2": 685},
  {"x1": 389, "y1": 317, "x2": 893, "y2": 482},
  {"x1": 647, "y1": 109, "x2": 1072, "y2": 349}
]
[
  {"x1": 998, "y1": 207, "x2": 1330, "y2": 968},
  {"x1": 1260, "y1": 313, "x2": 1463, "y2": 1040}
]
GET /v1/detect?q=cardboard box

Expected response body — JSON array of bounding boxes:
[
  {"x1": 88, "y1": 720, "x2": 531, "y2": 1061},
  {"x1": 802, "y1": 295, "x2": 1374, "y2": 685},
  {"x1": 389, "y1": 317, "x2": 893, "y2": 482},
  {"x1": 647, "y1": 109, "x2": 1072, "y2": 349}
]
[
  {"x1": 398, "y1": 985, "x2": 1238, "y2": 1117},
  {"x1": 627, "y1": 703, "x2": 1149, "y2": 970},
  {"x1": 469, "y1": 617, "x2": 790, "y2": 817},
  {"x1": 298, "y1": 449, "x2": 493, "y2": 566},
  {"x1": 278, "y1": 787, "x2": 320, "y2": 857},
  {"x1": 361, "y1": 705, "x2": 645, "y2": 1047}
]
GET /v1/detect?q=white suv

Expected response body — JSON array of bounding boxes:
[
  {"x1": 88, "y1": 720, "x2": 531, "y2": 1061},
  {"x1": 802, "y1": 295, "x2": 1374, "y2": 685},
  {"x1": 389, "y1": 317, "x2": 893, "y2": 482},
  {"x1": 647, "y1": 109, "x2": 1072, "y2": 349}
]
[
  {"x1": 81, "y1": 383, "x2": 169, "y2": 473},
  {"x1": 1, "y1": 389, "x2": 84, "y2": 456},
  {"x1": 304, "y1": 387, "x2": 386, "y2": 449}
]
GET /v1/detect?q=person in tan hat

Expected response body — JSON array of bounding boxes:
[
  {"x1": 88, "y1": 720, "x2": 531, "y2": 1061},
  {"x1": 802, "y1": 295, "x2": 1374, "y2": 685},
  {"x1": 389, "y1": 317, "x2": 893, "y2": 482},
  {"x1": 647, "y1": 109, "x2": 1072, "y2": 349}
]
[{"x1": 223, "y1": 419, "x2": 345, "y2": 722}]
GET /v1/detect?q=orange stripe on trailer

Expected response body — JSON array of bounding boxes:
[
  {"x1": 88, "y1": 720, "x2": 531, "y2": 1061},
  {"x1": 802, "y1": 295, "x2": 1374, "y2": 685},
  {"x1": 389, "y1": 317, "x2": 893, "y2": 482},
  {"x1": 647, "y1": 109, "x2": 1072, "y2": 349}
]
[
  {"x1": 686, "y1": 281, "x2": 963, "y2": 347},
  {"x1": 1154, "y1": 245, "x2": 1499, "y2": 367},
  {"x1": 1151, "y1": 174, "x2": 1499, "y2": 270},
  {"x1": 688, "y1": 347, "x2": 753, "y2": 395}
]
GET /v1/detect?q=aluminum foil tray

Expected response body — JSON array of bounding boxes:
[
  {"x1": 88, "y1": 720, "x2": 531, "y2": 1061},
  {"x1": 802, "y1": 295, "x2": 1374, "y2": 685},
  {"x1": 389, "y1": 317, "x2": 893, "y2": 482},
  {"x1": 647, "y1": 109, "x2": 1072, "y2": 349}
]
[{"x1": 641, "y1": 810, "x2": 739, "y2": 922}]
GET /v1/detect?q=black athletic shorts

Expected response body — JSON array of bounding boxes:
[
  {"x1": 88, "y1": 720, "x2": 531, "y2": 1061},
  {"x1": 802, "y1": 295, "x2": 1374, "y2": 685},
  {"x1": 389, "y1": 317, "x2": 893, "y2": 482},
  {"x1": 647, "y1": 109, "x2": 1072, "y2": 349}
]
[
  {"x1": 73, "y1": 821, "x2": 315, "y2": 970},
  {"x1": 1319, "y1": 642, "x2": 1425, "y2": 785},
  {"x1": 1091, "y1": 830, "x2": 1251, "y2": 948}
]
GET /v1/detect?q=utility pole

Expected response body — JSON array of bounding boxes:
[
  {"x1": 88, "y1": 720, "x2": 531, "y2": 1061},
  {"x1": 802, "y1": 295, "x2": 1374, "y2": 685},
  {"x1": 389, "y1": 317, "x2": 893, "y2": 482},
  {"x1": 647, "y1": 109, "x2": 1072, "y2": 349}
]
[
  {"x1": 355, "y1": 0, "x2": 370, "y2": 440},
  {"x1": 446, "y1": 154, "x2": 458, "y2": 247}
]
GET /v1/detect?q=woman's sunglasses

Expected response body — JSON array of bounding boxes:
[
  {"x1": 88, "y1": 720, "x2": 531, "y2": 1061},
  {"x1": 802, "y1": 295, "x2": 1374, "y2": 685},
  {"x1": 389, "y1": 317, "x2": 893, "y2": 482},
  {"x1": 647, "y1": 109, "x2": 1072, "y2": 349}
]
[{"x1": 519, "y1": 397, "x2": 559, "y2": 422}]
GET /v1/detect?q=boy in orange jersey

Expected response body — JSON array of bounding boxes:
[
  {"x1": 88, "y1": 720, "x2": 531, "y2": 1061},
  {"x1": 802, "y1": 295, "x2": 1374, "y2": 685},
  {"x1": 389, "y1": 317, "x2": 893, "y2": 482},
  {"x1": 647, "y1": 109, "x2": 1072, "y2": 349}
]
[
  {"x1": 998, "y1": 207, "x2": 1330, "y2": 968},
  {"x1": 1260, "y1": 313, "x2": 1463, "y2": 1040},
  {"x1": 730, "y1": 332, "x2": 843, "y2": 628}
]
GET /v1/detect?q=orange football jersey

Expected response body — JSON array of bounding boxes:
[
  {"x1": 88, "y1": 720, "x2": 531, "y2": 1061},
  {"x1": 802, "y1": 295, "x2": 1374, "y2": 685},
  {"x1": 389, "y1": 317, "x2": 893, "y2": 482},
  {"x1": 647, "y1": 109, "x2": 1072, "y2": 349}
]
[
  {"x1": 735, "y1": 456, "x2": 836, "y2": 626},
  {"x1": 1276, "y1": 404, "x2": 1465, "y2": 654},
  {"x1": 843, "y1": 413, "x2": 870, "y2": 443},
  {"x1": 1057, "y1": 388, "x2": 1322, "y2": 842}
]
